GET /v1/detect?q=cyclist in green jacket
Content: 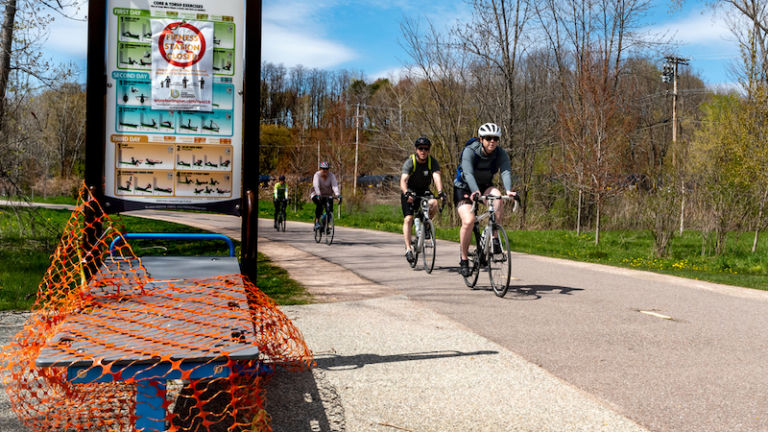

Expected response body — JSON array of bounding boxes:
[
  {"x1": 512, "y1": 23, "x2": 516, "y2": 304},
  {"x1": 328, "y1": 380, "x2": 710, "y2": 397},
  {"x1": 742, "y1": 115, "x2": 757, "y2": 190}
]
[{"x1": 273, "y1": 175, "x2": 288, "y2": 229}]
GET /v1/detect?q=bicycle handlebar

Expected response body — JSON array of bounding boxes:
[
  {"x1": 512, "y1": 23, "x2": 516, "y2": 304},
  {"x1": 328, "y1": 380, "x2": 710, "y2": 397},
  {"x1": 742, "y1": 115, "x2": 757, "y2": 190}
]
[{"x1": 471, "y1": 194, "x2": 520, "y2": 212}]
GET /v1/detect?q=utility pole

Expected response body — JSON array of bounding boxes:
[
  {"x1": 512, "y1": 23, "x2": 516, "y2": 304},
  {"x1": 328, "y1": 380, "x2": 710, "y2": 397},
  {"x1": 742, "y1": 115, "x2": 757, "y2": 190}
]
[
  {"x1": 353, "y1": 103, "x2": 360, "y2": 195},
  {"x1": 662, "y1": 55, "x2": 689, "y2": 234}
]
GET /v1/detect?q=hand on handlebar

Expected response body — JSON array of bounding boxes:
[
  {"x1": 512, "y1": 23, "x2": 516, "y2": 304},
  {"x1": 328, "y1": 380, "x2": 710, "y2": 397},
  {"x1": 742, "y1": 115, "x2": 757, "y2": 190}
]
[{"x1": 470, "y1": 191, "x2": 481, "y2": 202}]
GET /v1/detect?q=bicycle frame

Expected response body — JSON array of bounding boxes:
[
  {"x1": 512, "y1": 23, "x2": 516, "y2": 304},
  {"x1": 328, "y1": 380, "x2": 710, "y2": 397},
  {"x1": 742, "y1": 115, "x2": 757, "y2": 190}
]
[
  {"x1": 315, "y1": 196, "x2": 339, "y2": 245},
  {"x1": 410, "y1": 194, "x2": 444, "y2": 273},
  {"x1": 413, "y1": 195, "x2": 432, "y2": 249},
  {"x1": 464, "y1": 194, "x2": 518, "y2": 296}
]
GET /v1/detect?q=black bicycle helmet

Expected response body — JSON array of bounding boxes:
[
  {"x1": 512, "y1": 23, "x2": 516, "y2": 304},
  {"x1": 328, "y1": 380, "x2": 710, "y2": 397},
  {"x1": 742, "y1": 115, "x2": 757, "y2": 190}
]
[
  {"x1": 278, "y1": 175, "x2": 285, "y2": 181},
  {"x1": 414, "y1": 136, "x2": 431, "y2": 148}
]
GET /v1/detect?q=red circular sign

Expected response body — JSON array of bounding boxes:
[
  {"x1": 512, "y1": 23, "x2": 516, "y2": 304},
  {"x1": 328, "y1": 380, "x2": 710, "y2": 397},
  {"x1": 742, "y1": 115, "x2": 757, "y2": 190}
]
[{"x1": 157, "y1": 22, "x2": 206, "y2": 68}]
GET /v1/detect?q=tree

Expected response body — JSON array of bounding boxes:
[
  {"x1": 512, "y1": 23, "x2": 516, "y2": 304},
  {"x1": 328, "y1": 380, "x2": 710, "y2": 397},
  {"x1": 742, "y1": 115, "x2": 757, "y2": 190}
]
[
  {"x1": 718, "y1": 0, "x2": 768, "y2": 252},
  {"x1": 0, "y1": 0, "x2": 82, "y2": 196},
  {"x1": 400, "y1": 17, "x2": 478, "y2": 223},
  {"x1": 687, "y1": 94, "x2": 751, "y2": 256},
  {"x1": 536, "y1": 0, "x2": 651, "y2": 244},
  {"x1": 260, "y1": 124, "x2": 291, "y2": 174},
  {"x1": 453, "y1": 0, "x2": 537, "y2": 225}
]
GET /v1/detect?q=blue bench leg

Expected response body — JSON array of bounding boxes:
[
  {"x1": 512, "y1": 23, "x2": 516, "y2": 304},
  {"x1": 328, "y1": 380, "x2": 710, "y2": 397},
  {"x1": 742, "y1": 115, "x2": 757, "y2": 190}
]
[{"x1": 135, "y1": 380, "x2": 167, "y2": 431}]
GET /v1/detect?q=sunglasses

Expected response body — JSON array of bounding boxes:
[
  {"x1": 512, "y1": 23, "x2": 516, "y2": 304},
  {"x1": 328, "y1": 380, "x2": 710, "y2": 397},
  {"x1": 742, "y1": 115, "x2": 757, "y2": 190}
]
[
  {"x1": 484, "y1": 136, "x2": 500, "y2": 142},
  {"x1": 417, "y1": 146, "x2": 430, "y2": 151}
]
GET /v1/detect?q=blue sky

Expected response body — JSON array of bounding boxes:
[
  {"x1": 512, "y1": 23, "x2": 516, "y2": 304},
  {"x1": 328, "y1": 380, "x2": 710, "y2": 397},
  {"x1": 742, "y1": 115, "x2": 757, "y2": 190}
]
[{"x1": 46, "y1": 1, "x2": 739, "y2": 88}]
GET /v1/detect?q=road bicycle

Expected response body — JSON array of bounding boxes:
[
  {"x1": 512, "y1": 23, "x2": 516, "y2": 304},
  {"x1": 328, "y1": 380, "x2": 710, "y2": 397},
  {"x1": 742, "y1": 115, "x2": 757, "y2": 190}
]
[
  {"x1": 462, "y1": 194, "x2": 519, "y2": 297},
  {"x1": 408, "y1": 194, "x2": 444, "y2": 273},
  {"x1": 274, "y1": 199, "x2": 287, "y2": 232},
  {"x1": 314, "y1": 196, "x2": 340, "y2": 245}
]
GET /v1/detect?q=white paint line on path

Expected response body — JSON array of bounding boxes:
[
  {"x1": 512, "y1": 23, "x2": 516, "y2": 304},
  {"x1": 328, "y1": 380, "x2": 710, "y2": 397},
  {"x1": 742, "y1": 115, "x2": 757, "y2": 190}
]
[{"x1": 639, "y1": 310, "x2": 673, "y2": 320}]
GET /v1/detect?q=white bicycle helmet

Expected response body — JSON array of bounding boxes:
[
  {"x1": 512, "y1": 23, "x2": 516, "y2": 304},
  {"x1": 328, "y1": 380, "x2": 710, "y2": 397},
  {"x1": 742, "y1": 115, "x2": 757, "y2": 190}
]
[{"x1": 478, "y1": 122, "x2": 501, "y2": 138}]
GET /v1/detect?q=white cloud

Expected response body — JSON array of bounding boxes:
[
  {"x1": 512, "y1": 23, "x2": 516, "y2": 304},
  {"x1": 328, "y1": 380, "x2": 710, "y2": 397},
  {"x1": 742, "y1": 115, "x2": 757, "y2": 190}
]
[
  {"x1": 367, "y1": 66, "x2": 410, "y2": 82},
  {"x1": 262, "y1": 0, "x2": 359, "y2": 69},
  {"x1": 643, "y1": 8, "x2": 734, "y2": 46},
  {"x1": 262, "y1": 22, "x2": 357, "y2": 69},
  {"x1": 47, "y1": 17, "x2": 88, "y2": 58}
]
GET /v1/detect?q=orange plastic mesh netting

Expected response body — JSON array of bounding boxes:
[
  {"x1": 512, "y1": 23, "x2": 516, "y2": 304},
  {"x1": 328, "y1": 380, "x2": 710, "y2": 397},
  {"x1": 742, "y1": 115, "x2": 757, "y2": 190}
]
[{"x1": 0, "y1": 183, "x2": 313, "y2": 431}]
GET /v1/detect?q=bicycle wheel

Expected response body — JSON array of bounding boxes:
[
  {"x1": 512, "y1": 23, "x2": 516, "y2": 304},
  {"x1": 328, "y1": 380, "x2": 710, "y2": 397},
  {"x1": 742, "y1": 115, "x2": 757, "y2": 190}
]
[
  {"x1": 488, "y1": 223, "x2": 512, "y2": 297},
  {"x1": 422, "y1": 219, "x2": 436, "y2": 273},
  {"x1": 314, "y1": 218, "x2": 322, "y2": 243},
  {"x1": 325, "y1": 212, "x2": 335, "y2": 245},
  {"x1": 409, "y1": 223, "x2": 419, "y2": 268},
  {"x1": 278, "y1": 205, "x2": 287, "y2": 232},
  {"x1": 463, "y1": 229, "x2": 480, "y2": 288}
]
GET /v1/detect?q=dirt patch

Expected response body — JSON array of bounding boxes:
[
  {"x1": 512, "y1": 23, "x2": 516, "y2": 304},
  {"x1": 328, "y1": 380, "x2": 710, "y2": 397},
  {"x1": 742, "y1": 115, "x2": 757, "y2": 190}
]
[{"x1": 257, "y1": 237, "x2": 397, "y2": 303}]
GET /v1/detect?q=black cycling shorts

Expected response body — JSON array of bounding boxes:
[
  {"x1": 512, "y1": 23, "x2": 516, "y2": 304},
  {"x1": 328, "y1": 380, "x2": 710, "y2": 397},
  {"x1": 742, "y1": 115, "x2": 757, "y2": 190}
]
[
  {"x1": 401, "y1": 192, "x2": 429, "y2": 217},
  {"x1": 453, "y1": 184, "x2": 491, "y2": 207}
]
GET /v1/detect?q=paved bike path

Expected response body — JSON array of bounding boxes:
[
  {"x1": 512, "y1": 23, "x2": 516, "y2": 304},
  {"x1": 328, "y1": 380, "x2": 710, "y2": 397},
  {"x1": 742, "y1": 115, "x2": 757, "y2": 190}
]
[
  {"x1": 255, "y1": 217, "x2": 768, "y2": 432},
  {"x1": 119, "y1": 210, "x2": 649, "y2": 431},
  {"x1": 7, "y1": 205, "x2": 764, "y2": 431}
]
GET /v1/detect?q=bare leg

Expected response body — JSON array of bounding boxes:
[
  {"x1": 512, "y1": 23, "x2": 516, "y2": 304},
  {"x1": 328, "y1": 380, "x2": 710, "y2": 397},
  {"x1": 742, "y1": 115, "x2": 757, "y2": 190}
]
[
  {"x1": 457, "y1": 203, "x2": 475, "y2": 260},
  {"x1": 403, "y1": 215, "x2": 414, "y2": 250}
]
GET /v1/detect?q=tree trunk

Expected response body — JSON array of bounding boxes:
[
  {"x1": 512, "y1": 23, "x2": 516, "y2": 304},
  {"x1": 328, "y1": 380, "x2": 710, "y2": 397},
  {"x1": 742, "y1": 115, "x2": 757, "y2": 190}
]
[
  {"x1": 576, "y1": 189, "x2": 582, "y2": 235},
  {"x1": 594, "y1": 192, "x2": 601, "y2": 245},
  {"x1": 753, "y1": 188, "x2": 768, "y2": 253},
  {"x1": 679, "y1": 180, "x2": 685, "y2": 235},
  {"x1": 0, "y1": 0, "x2": 18, "y2": 135}
]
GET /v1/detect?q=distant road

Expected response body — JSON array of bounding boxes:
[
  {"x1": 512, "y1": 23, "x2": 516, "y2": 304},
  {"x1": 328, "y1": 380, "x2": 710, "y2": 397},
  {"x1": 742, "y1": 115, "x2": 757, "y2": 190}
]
[{"x1": 0, "y1": 199, "x2": 75, "y2": 211}]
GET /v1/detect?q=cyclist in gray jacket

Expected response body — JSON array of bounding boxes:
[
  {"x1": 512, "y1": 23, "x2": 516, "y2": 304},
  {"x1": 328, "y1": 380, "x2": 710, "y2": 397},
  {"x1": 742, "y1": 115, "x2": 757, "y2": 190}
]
[{"x1": 453, "y1": 123, "x2": 517, "y2": 276}]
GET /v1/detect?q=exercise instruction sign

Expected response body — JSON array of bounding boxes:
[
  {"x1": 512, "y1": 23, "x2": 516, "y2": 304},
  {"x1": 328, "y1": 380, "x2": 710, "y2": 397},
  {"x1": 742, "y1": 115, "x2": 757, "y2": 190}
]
[{"x1": 103, "y1": 0, "x2": 243, "y2": 211}]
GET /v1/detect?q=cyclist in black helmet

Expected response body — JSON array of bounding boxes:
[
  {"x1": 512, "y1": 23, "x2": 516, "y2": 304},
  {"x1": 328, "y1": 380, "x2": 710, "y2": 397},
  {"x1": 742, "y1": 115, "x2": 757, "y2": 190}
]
[
  {"x1": 454, "y1": 123, "x2": 516, "y2": 277},
  {"x1": 400, "y1": 137, "x2": 446, "y2": 264}
]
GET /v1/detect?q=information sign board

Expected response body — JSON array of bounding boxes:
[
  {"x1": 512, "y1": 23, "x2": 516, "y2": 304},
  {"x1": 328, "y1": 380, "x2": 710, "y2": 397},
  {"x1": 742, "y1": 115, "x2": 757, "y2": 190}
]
[{"x1": 103, "y1": 0, "x2": 244, "y2": 213}]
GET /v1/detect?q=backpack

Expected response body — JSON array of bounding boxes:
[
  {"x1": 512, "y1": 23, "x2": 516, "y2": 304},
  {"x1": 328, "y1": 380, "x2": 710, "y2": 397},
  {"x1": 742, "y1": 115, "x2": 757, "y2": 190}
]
[
  {"x1": 410, "y1": 153, "x2": 432, "y2": 174},
  {"x1": 454, "y1": 137, "x2": 498, "y2": 187}
]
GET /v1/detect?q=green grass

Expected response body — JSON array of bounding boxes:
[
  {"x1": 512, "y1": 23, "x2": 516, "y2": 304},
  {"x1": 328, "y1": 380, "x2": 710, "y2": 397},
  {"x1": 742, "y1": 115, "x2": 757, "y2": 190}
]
[
  {"x1": 260, "y1": 199, "x2": 768, "y2": 291},
  {"x1": 0, "y1": 206, "x2": 311, "y2": 310}
]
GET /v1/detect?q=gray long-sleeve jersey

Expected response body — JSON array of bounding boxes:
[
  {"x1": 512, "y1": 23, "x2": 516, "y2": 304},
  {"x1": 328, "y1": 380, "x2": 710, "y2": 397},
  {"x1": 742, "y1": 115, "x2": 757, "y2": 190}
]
[{"x1": 459, "y1": 140, "x2": 513, "y2": 192}]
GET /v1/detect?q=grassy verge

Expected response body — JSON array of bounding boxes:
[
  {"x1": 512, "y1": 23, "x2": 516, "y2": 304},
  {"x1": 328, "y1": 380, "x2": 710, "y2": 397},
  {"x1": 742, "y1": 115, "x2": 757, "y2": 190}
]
[
  {"x1": 259, "y1": 199, "x2": 768, "y2": 291},
  {"x1": 0, "y1": 206, "x2": 311, "y2": 310}
]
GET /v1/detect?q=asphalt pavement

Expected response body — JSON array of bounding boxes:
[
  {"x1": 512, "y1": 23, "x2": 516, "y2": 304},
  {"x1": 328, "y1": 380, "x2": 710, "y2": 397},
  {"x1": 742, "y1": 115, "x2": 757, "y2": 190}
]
[{"x1": 255, "y1": 217, "x2": 768, "y2": 432}]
